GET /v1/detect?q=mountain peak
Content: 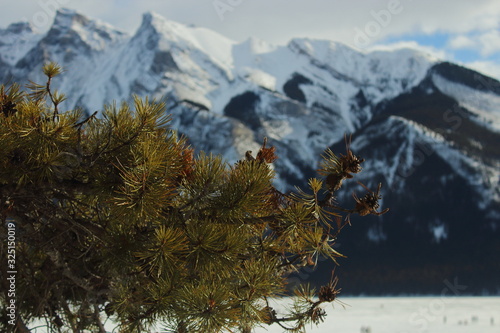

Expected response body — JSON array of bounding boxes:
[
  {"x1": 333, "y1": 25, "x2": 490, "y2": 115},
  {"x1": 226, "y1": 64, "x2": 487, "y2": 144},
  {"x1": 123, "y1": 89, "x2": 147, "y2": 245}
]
[
  {"x1": 137, "y1": 11, "x2": 233, "y2": 44},
  {"x1": 44, "y1": 8, "x2": 127, "y2": 53},
  {"x1": 52, "y1": 8, "x2": 91, "y2": 30},
  {"x1": 138, "y1": 11, "x2": 161, "y2": 35},
  {"x1": 0, "y1": 22, "x2": 41, "y2": 67},
  {"x1": 288, "y1": 37, "x2": 362, "y2": 62},
  {"x1": 238, "y1": 36, "x2": 277, "y2": 54},
  {"x1": 3, "y1": 21, "x2": 36, "y2": 35},
  {"x1": 134, "y1": 11, "x2": 234, "y2": 68},
  {"x1": 137, "y1": 11, "x2": 189, "y2": 37},
  {"x1": 141, "y1": 11, "x2": 165, "y2": 26}
]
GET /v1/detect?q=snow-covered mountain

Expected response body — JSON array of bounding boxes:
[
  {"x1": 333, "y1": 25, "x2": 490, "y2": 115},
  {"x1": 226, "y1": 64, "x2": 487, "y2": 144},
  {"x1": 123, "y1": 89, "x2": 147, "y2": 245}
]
[{"x1": 1, "y1": 9, "x2": 499, "y2": 294}]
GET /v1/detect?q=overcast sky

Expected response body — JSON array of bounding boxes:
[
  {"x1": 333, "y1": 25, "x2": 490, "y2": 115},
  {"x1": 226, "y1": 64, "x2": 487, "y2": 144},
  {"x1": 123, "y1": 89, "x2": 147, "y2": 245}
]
[{"x1": 1, "y1": 0, "x2": 500, "y2": 79}]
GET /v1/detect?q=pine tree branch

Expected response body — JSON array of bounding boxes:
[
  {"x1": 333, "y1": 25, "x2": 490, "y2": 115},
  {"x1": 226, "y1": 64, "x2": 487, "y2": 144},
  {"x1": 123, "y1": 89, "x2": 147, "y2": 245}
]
[
  {"x1": 15, "y1": 317, "x2": 31, "y2": 333},
  {"x1": 46, "y1": 76, "x2": 58, "y2": 120},
  {"x1": 93, "y1": 304, "x2": 107, "y2": 333},
  {"x1": 74, "y1": 111, "x2": 98, "y2": 129},
  {"x1": 101, "y1": 118, "x2": 148, "y2": 156},
  {"x1": 61, "y1": 298, "x2": 80, "y2": 333}
]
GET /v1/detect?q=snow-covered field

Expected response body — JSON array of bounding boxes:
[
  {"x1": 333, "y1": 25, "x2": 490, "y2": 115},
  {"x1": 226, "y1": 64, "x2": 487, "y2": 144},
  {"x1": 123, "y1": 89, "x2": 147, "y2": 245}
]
[
  {"x1": 258, "y1": 296, "x2": 500, "y2": 333},
  {"x1": 26, "y1": 297, "x2": 499, "y2": 332}
]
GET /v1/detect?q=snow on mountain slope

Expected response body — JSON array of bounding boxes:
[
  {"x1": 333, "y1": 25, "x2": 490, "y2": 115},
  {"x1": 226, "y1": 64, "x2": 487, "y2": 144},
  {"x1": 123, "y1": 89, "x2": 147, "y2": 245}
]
[
  {"x1": 143, "y1": 12, "x2": 235, "y2": 70},
  {"x1": 226, "y1": 37, "x2": 435, "y2": 131},
  {"x1": 354, "y1": 115, "x2": 499, "y2": 207},
  {"x1": 0, "y1": 22, "x2": 41, "y2": 67},
  {"x1": 50, "y1": 8, "x2": 126, "y2": 52},
  {"x1": 432, "y1": 73, "x2": 500, "y2": 132}
]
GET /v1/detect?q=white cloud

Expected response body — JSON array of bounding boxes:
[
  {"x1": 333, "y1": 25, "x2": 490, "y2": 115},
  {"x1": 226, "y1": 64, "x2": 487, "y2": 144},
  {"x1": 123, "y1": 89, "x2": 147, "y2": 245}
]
[
  {"x1": 447, "y1": 30, "x2": 500, "y2": 59},
  {"x1": 368, "y1": 41, "x2": 448, "y2": 60},
  {"x1": 401, "y1": 0, "x2": 500, "y2": 35},
  {"x1": 448, "y1": 35, "x2": 477, "y2": 50},
  {"x1": 478, "y1": 30, "x2": 500, "y2": 56},
  {"x1": 1, "y1": 0, "x2": 499, "y2": 46}
]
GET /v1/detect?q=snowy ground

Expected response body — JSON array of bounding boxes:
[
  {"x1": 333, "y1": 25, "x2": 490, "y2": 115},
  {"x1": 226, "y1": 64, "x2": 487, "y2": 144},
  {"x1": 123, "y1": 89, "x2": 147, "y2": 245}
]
[
  {"x1": 257, "y1": 296, "x2": 500, "y2": 333},
  {"x1": 26, "y1": 297, "x2": 499, "y2": 332}
]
